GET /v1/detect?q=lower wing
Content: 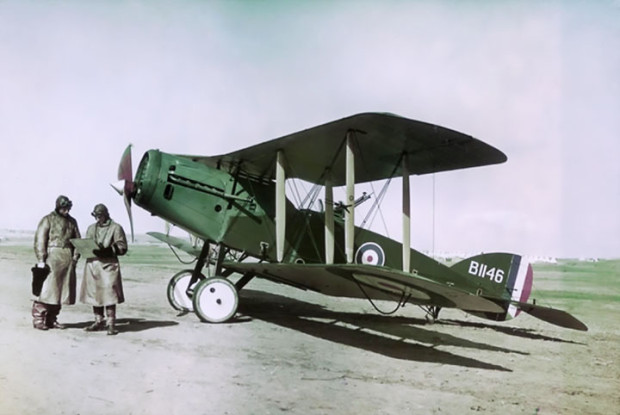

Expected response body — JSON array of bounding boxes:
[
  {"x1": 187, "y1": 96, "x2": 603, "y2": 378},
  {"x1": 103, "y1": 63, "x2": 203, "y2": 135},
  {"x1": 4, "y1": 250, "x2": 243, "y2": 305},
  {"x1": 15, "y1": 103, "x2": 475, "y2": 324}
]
[{"x1": 225, "y1": 262, "x2": 505, "y2": 314}]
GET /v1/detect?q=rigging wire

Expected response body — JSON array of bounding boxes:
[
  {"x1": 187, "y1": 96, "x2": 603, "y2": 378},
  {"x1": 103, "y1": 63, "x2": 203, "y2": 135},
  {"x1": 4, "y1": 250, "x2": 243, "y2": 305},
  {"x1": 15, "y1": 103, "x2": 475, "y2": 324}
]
[
  {"x1": 356, "y1": 143, "x2": 401, "y2": 238},
  {"x1": 360, "y1": 177, "x2": 393, "y2": 235},
  {"x1": 287, "y1": 177, "x2": 306, "y2": 208},
  {"x1": 284, "y1": 154, "x2": 322, "y2": 211},
  {"x1": 276, "y1": 157, "x2": 325, "y2": 260},
  {"x1": 300, "y1": 180, "x2": 322, "y2": 210}
]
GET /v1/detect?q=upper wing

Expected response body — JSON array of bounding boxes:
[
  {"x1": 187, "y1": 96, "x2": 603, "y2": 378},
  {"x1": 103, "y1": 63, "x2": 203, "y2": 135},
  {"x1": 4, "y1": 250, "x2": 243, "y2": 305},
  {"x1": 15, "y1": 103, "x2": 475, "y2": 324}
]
[
  {"x1": 224, "y1": 262, "x2": 505, "y2": 314},
  {"x1": 183, "y1": 112, "x2": 507, "y2": 186}
]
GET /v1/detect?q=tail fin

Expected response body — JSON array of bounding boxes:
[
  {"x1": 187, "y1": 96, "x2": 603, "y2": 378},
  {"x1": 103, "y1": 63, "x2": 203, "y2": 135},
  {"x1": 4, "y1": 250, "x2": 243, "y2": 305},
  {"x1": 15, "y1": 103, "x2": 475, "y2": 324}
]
[{"x1": 451, "y1": 253, "x2": 533, "y2": 321}]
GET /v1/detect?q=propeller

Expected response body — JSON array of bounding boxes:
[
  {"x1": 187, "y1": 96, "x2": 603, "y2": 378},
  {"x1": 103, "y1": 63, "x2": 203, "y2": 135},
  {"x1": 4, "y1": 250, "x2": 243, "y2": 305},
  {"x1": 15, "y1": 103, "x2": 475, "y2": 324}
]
[{"x1": 111, "y1": 144, "x2": 135, "y2": 242}]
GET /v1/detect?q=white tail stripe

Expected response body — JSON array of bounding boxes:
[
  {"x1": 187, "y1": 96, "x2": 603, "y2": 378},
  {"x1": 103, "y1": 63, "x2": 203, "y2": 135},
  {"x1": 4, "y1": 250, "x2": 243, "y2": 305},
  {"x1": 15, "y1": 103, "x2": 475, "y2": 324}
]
[{"x1": 508, "y1": 258, "x2": 530, "y2": 318}]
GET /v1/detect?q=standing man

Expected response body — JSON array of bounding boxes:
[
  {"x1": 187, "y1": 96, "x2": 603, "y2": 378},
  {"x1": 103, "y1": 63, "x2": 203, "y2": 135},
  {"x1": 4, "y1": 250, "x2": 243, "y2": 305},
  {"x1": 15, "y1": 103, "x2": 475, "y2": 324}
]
[
  {"x1": 33, "y1": 195, "x2": 81, "y2": 330},
  {"x1": 80, "y1": 203, "x2": 128, "y2": 335}
]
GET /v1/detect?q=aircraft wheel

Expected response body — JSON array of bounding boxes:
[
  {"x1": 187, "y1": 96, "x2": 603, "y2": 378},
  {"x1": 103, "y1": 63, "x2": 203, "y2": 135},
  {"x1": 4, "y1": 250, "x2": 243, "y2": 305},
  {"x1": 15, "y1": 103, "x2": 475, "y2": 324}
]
[
  {"x1": 192, "y1": 277, "x2": 239, "y2": 323},
  {"x1": 167, "y1": 270, "x2": 203, "y2": 312}
]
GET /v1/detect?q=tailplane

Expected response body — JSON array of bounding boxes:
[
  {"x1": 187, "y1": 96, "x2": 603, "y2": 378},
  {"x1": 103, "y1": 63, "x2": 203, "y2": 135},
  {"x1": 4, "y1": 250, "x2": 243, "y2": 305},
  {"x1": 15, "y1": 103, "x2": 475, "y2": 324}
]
[{"x1": 512, "y1": 301, "x2": 588, "y2": 331}]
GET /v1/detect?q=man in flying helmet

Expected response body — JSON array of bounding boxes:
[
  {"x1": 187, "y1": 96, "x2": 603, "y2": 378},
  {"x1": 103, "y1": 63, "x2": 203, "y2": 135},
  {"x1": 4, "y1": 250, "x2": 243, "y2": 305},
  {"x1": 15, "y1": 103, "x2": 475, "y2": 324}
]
[
  {"x1": 80, "y1": 203, "x2": 128, "y2": 335},
  {"x1": 32, "y1": 195, "x2": 81, "y2": 330}
]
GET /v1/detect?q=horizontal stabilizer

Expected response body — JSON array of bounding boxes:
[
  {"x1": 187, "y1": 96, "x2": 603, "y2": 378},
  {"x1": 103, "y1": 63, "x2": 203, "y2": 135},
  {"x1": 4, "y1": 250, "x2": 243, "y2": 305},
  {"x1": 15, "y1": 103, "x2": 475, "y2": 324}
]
[{"x1": 514, "y1": 301, "x2": 588, "y2": 331}]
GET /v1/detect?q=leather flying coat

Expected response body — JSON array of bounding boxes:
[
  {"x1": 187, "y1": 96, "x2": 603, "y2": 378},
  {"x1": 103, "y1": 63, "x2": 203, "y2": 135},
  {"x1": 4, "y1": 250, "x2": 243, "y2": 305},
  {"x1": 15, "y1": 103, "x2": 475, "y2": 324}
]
[
  {"x1": 33, "y1": 211, "x2": 81, "y2": 305},
  {"x1": 79, "y1": 219, "x2": 127, "y2": 306}
]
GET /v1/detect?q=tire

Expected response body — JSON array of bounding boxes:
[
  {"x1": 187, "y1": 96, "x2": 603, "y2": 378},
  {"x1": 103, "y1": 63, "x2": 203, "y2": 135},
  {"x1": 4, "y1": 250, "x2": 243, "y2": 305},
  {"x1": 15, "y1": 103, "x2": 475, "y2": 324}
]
[
  {"x1": 167, "y1": 269, "x2": 203, "y2": 312},
  {"x1": 192, "y1": 277, "x2": 239, "y2": 323}
]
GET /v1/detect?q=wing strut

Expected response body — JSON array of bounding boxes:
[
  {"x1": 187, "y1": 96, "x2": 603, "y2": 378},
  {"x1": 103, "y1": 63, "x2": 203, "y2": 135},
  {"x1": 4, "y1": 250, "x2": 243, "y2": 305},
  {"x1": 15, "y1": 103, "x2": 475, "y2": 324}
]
[
  {"x1": 324, "y1": 172, "x2": 335, "y2": 264},
  {"x1": 276, "y1": 150, "x2": 286, "y2": 262},
  {"x1": 402, "y1": 155, "x2": 411, "y2": 272},
  {"x1": 345, "y1": 131, "x2": 355, "y2": 263}
]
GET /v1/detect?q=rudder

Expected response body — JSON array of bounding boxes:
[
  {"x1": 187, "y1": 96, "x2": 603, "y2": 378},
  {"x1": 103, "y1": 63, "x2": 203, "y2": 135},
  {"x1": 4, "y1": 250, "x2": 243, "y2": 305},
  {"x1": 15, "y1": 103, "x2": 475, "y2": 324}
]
[{"x1": 451, "y1": 253, "x2": 533, "y2": 321}]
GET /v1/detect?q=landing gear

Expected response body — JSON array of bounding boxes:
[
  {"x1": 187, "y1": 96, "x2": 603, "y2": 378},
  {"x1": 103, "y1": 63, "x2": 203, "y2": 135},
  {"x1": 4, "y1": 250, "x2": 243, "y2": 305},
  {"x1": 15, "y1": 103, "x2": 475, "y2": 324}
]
[
  {"x1": 166, "y1": 242, "x2": 250, "y2": 323},
  {"x1": 422, "y1": 306, "x2": 442, "y2": 324},
  {"x1": 192, "y1": 277, "x2": 239, "y2": 323},
  {"x1": 167, "y1": 269, "x2": 204, "y2": 312}
]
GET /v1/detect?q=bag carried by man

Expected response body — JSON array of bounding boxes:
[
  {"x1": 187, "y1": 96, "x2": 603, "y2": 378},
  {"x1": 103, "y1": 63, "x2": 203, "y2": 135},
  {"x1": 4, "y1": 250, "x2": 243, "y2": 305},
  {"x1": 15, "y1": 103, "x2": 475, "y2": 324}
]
[{"x1": 31, "y1": 265, "x2": 50, "y2": 296}]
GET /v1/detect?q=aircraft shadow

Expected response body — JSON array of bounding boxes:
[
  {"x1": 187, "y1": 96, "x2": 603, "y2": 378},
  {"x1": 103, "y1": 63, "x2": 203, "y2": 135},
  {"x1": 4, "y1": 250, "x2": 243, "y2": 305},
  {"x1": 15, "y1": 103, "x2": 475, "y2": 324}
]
[
  {"x1": 64, "y1": 318, "x2": 178, "y2": 333},
  {"x1": 237, "y1": 290, "x2": 518, "y2": 372},
  {"x1": 439, "y1": 319, "x2": 584, "y2": 344}
]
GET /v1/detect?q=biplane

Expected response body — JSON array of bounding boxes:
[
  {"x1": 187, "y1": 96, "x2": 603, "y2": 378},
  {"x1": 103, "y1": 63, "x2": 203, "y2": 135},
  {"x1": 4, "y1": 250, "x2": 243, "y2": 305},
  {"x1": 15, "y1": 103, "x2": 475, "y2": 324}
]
[{"x1": 113, "y1": 112, "x2": 587, "y2": 331}]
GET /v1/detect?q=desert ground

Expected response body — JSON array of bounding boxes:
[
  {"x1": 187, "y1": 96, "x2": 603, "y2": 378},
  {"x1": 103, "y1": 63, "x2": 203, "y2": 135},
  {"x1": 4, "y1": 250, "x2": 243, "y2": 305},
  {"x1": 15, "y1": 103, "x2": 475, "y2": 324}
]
[{"x1": 1, "y1": 236, "x2": 618, "y2": 415}]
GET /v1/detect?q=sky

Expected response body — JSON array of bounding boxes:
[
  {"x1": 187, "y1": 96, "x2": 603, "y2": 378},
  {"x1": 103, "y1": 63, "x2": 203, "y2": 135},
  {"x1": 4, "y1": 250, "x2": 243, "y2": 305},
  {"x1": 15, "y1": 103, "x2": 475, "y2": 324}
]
[{"x1": 0, "y1": 0, "x2": 618, "y2": 258}]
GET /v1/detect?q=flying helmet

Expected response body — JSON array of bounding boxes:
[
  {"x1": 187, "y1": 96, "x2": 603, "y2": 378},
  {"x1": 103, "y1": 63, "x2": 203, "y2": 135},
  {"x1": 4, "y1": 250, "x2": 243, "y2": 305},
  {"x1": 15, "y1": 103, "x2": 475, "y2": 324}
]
[
  {"x1": 91, "y1": 203, "x2": 110, "y2": 219},
  {"x1": 55, "y1": 195, "x2": 73, "y2": 211}
]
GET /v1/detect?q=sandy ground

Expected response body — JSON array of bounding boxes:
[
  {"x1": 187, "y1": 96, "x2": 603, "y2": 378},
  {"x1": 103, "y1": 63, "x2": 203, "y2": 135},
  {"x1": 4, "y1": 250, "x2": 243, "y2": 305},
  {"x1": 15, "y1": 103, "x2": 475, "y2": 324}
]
[{"x1": 0, "y1": 242, "x2": 618, "y2": 415}]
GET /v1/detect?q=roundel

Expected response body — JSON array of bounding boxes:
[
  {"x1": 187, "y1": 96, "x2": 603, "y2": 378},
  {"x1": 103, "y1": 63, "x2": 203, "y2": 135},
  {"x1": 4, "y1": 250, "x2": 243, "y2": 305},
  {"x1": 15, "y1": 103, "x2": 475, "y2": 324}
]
[{"x1": 355, "y1": 242, "x2": 385, "y2": 266}]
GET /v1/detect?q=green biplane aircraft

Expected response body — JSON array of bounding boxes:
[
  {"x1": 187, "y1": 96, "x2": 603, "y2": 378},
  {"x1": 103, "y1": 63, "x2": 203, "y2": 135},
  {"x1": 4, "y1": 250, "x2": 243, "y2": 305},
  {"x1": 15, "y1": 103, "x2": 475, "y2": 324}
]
[{"x1": 113, "y1": 112, "x2": 587, "y2": 331}]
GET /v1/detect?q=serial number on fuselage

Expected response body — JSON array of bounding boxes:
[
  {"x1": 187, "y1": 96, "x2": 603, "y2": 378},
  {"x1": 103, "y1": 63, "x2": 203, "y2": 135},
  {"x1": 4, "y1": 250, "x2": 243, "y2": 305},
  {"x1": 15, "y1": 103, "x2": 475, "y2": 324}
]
[{"x1": 468, "y1": 260, "x2": 505, "y2": 283}]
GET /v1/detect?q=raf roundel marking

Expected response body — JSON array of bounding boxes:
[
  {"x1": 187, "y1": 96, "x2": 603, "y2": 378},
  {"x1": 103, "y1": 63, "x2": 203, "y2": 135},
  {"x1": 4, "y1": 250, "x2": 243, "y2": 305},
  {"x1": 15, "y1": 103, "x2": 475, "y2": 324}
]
[{"x1": 355, "y1": 242, "x2": 385, "y2": 266}]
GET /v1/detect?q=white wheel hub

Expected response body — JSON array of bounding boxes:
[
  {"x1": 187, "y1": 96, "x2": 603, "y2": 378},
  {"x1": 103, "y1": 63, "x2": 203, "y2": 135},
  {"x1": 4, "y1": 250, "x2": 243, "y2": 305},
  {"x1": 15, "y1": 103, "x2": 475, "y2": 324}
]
[{"x1": 193, "y1": 278, "x2": 238, "y2": 323}]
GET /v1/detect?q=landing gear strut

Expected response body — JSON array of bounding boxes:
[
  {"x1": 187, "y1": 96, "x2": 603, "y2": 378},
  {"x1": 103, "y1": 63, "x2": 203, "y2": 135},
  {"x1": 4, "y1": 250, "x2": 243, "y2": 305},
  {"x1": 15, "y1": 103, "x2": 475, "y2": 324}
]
[
  {"x1": 422, "y1": 306, "x2": 442, "y2": 324},
  {"x1": 166, "y1": 241, "x2": 213, "y2": 313}
]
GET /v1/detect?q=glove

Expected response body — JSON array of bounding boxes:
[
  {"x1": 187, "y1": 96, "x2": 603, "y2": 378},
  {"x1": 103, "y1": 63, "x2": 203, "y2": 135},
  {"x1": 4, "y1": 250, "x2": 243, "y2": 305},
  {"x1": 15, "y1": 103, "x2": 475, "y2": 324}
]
[{"x1": 93, "y1": 246, "x2": 115, "y2": 258}]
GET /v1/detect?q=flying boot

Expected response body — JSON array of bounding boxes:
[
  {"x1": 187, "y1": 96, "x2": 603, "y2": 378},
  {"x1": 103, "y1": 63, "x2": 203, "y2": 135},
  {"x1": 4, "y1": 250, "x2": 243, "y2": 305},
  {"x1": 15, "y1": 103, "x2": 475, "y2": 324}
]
[
  {"x1": 106, "y1": 305, "x2": 118, "y2": 336},
  {"x1": 84, "y1": 307, "x2": 105, "y2": 332},
  {"x1": 46, "y1": 304, "x2": 65, "y2": 329},
  {"x1": 32, "y1": 301, "x2": 49, "y2": 331}
]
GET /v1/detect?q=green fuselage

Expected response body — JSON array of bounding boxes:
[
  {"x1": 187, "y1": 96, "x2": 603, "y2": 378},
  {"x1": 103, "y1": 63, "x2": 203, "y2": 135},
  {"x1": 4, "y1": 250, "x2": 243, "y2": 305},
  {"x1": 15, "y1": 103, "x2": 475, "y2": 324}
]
[{"x1": 133, "y1": 150, "x2": 509, "y2": 301}]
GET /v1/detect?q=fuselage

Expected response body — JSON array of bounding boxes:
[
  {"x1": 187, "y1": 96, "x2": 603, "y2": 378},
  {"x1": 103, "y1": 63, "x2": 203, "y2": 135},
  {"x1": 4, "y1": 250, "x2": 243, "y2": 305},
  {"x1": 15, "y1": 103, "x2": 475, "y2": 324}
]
[{"x1": 133, "y1": 150, "x2": 517, "y2": 305}]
